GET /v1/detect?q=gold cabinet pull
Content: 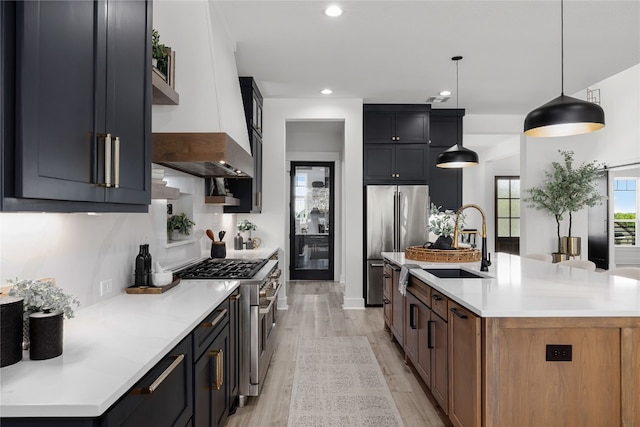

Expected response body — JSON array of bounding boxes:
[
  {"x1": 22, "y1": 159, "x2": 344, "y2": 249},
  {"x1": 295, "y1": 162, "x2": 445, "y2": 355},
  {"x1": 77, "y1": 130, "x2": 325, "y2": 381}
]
[
  {"x1": 229, "y1": 293, "x2": 241, "y2": 301},
  {"x1": 209, "y1": 349, "x2": 224, "y2": 390},
  {"x1": 132, "y1": 353, "x2": 184, "y2": 395},
  {"x1": 101, "y1": 133, "x2": 112, "y2": 187},
  {"x1": 113, "y1": 136, "x2": 120, "y2": 188},
  {"x1": 200, "y1": 308, "x2": 227, "y2": 329}
]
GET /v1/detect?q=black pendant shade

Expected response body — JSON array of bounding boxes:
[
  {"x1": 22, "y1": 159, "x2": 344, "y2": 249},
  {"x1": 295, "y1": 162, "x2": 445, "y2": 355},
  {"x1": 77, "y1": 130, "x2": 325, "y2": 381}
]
[
  {"x1": 436, "y1": 144, "x2": 479, "y2": 168},
  {"x1": 436, "y1": 55, "x2": 479, "y2": 169},
  {"x1": 523, "y1": 0, "x2": 605, "y2": 137},
  {"x1": 523, "y1": 94, "x2": 605, "y2": 137}
]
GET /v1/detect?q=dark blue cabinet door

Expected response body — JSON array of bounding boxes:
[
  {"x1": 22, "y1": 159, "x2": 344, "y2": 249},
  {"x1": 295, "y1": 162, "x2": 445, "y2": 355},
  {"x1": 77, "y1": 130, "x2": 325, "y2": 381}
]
[
  {"x1": 11, "y1": 0, "x2": 150, "y2": 209},
  {"x1": 16, "y1": 1, "x2": 104, "y2": 202},
  {"x1": 103, "y1": 0, "x2": 150, "y2": 205}
]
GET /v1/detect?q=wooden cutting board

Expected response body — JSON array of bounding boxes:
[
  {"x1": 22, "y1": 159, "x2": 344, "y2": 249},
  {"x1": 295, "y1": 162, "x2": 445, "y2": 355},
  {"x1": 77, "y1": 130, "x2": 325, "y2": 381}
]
[{"x1": 126, "y1": 277, "x2": 180, "y2": 294}]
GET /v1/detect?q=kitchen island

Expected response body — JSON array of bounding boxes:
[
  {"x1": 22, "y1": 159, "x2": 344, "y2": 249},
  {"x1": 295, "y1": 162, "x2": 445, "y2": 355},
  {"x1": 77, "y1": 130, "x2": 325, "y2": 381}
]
[{"x1": 382, "y1": 252, "x2": 640, "y2": 427}]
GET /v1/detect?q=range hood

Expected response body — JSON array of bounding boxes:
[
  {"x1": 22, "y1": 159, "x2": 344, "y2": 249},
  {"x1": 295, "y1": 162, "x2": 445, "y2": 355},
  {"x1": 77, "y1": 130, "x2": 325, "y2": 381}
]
[{"x1": 152, "y1": 132, "x2": 253, "y2": 178}]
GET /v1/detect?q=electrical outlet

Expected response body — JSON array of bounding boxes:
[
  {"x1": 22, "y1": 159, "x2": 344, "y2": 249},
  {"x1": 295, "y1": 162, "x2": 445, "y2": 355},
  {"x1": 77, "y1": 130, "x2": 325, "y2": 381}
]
[
  {"x1": 99, "y1": 279, "x2": 113, "y2": 297},
  {"x1": 546, "y1": 344, "x2": 572, "y2": 361}
]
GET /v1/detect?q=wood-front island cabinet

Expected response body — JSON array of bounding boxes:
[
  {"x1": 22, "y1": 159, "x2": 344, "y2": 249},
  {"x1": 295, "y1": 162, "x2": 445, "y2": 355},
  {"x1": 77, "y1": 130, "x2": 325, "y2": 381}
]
[{"x1": 381, "y1": 252, "x2": 640, "y2": 427}]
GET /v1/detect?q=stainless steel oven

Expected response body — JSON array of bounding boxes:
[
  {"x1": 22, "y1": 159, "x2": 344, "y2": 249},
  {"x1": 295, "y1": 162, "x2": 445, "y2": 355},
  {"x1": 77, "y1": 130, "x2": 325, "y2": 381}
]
[{"x1": 175, "y1": 258, "x2": 280, "y2": 406}]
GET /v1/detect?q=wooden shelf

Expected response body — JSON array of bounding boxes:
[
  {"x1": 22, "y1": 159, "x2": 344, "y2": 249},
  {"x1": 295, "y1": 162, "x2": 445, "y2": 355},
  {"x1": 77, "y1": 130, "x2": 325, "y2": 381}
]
[
  {"x1": 151, "y1": 183, "x2": 180, "y2": 199},
  {"x1": 152, "y1": 69, "x2": 179, "y2": 105},
  {"x1": 205, "y1": 196, "x2": 240, "y2": 206}
]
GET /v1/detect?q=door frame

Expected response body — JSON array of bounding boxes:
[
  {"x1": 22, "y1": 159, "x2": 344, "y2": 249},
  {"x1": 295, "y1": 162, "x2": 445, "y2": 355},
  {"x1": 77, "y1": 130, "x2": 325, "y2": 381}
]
[{"x1": 289, "y1": 161, "x2": 335, "y2": 280}]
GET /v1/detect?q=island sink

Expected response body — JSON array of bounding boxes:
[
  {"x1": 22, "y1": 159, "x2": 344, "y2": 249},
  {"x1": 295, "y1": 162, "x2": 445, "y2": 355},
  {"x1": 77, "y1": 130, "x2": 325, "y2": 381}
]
[{"x1": 424, "y1": 268, "x2": 486, "y2": 279}]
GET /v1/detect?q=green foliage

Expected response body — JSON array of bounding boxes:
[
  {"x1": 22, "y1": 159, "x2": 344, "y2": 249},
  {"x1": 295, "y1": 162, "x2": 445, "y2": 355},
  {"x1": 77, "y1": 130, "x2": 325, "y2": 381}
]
[
  {"x1": 237, "y1": 219, "x2": 257, "y2": 232},
  {"x1": 524, "y1": 150, "x2": 605, "y2": 239},
  {"x1": 614, "y1": 212, "x2": 636, "y2": 220},
  {"x1": 428, "y1": 203, "x2": 465, "y2": 238},
  {"x1": 167, "y1": 213, "x2": 195, "y2": 235},
  {"x1": 8, "y1": 278, "x2": 80, "y2": 320},
  {"x1": 152, "y1": 29, "x2": 169, "y2": 76}
]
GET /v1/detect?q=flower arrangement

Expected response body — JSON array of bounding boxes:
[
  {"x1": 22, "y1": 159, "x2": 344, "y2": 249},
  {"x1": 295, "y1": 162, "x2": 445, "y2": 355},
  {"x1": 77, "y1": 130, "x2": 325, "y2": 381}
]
[
  {"x1": 237, "y1": 219, "x2": 257, "y2": 232},
  {"x1": 428, "y1": 204, "x2": 465, "y2": 249},
  {"x1": 8, "y1": 278, "x2": 80, "y2": 320},
  {"x1": 429, "y1": 203, "x2": 464, "y2": 238}
]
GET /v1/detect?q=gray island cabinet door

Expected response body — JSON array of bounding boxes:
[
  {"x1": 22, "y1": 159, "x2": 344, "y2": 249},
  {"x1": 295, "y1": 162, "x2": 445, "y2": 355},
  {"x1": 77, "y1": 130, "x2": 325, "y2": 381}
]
[{"x1": 13, "y1": 0, "x2": 150, "y2": 209}]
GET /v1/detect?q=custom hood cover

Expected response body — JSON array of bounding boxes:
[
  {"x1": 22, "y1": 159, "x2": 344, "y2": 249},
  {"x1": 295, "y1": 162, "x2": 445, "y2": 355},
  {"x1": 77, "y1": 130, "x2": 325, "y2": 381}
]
[{"x1": 152, "y1": 132, "x2": 253, "y2": 178}]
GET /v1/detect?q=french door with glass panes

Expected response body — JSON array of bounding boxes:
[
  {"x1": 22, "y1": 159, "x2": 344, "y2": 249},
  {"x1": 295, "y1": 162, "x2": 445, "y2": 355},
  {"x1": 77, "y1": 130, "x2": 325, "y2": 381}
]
[
  {"x1": 495, "y1": 176, "x2": 520, "y2": 255},
  {"x1": 289, "y1": 162, "x2": 335, "y2": 280}
]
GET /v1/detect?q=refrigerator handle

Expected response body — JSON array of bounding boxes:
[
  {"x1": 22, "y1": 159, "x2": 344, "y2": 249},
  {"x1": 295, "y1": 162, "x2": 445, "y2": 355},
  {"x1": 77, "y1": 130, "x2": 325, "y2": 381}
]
[
  {"x1": 397, "y1": 190, "x2": 402, "y2": 251},
  {"x1": 393, "y1": 191, "x2": 398, "y2": 252}
]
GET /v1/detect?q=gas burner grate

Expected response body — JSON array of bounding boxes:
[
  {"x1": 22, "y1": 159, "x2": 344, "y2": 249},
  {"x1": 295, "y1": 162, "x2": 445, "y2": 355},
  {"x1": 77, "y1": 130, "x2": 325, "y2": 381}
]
[{"x1": 176, "y1": 258, "x2": 268, "y2": 280}]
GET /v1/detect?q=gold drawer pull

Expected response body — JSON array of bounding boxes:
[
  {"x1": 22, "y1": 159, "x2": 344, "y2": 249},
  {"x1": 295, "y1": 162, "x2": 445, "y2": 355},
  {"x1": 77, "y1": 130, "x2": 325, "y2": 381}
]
[
  {"x1": 229, "y1": 293, "x2": 241, "y2": 301},
  {"x1": 132, "y1": 353, "x2": 184, "y2": 395},
  {"x1": 201, "y1": 308, "x2": 228, "y2": 328},
  {"x1": 209, "y1": 349, "x2": 224, "y2": 390}
]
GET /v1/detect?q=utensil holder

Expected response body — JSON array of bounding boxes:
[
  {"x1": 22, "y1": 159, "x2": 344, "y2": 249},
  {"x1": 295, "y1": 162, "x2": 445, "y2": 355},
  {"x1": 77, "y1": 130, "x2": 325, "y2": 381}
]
[{"x1": 211, "y1": 242, "x2": 226, "y2": 258}]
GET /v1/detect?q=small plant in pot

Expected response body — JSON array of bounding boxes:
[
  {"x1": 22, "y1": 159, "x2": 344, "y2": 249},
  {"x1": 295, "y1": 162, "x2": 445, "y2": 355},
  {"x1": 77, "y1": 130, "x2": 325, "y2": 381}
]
[
  {"x1": 152, "y1": 29, "x2": 169, "y2": 77},
  {"x1": 167, "y1": 213, "x2": 195, "y2": 241},
  {"x1": 8, "y1": 278, "x2": 79, "y2": 357},
  {"x1": 427, "y1": 204, "x2": 465, "y2": 250}
]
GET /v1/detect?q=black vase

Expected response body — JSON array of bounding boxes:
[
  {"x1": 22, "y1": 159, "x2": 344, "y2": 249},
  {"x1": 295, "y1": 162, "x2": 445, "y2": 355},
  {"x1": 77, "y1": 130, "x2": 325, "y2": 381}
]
[
  {"x1": 1, "y1": 296, "x2": 24, "y2": 367},
  {"x1": 431, "y1": 235, "x2": 453, "y2": 250},
  {"x1": 29, "y1": 311, "x2": 63, "y2": 360}
]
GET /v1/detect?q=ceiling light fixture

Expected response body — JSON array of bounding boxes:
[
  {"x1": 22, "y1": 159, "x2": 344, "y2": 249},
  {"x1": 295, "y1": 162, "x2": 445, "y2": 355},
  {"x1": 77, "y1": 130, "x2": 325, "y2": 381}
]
[
  {"x1": 324, "y1": 5, "x2": 343, "y2": 17},
  {"x1": 321, "y1": 88, "x2": 333, "y2": 95},
  {"x1": 523, "y1": 0, "x2": 605, "y2": 137},
  {"x1": 436, "y1": 56, "x2": 479, "y2": 169}
]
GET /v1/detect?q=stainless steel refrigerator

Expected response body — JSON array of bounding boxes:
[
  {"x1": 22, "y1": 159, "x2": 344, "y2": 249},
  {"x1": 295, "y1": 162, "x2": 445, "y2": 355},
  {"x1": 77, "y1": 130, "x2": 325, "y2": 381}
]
[{"x1": 365, "y1": 185, "x2": 429, "y2": 305}]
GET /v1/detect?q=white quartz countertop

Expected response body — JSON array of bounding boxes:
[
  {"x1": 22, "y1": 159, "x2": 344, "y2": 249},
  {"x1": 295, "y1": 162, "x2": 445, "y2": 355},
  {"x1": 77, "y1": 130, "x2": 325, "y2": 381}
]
[
  {"x1": 382, "y1": 252, "x2": 640, "y2": 318},
  {"x1": 0, "y1": 279, "x2": 240, "y2": 418}
]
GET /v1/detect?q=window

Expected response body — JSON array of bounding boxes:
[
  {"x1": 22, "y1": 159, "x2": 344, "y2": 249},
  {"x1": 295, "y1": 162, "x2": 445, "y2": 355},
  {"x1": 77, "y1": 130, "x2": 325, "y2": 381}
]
[
  {"x1": 613, "y1": 178, "x2": 637, "y2": 246},
  {"x1": 496, "y1": 177, "x2": 520, "y2": 238}
]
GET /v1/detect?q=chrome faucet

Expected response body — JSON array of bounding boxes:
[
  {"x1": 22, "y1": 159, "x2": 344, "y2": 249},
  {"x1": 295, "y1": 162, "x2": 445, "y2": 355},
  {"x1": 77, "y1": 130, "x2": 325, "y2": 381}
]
[{"x1": 452, "y1": 204, "x2": 491, "y2": 272}]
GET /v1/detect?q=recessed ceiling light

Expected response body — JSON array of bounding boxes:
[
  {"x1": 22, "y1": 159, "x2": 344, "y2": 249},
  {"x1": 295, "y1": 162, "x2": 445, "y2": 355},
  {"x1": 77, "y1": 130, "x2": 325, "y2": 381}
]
[
  {"x1": 440, "y1": 90, "x2": 452, "y2": 96},
  {"x1": 321, "y1": 88, "x2": 333, "y2": 95},
  {"x1": 325, "y1": 5, "x2": 343, "y2": 17}
]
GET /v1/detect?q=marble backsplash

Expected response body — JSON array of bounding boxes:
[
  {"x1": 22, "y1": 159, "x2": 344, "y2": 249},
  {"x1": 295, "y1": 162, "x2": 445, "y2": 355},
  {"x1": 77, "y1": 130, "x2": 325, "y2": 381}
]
[{"x1": 0, "y1": 170, "x2": 243, "y2": 309}]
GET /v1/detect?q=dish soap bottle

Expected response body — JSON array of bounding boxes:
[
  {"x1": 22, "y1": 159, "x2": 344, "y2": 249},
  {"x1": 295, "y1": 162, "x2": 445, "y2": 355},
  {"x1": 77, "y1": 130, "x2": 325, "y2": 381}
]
[{"x1": 134, "y1": 245, "x2": 147, "y2": 286}]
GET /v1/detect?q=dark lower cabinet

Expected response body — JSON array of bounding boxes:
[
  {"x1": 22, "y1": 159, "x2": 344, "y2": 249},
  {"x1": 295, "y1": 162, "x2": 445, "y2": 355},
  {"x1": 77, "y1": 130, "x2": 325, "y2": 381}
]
[
  {"x1": 1, "y1": 0, "x2": 151, "y2": 212},
  {"x1": 228, "y1": 291, "x2": 241, "y2": 413},
  {"x1": 194, "y1": 325, "x2": 229, "y2": 427},
  {"x1": 101, "y1": 335, "x2": 193, "y2": 427}
]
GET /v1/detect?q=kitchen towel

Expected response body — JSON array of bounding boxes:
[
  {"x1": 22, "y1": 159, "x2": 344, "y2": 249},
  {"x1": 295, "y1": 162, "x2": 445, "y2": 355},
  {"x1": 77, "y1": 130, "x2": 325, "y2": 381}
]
[{"x1": 398, "y1": 264, "x2": 421, "y2": 296}]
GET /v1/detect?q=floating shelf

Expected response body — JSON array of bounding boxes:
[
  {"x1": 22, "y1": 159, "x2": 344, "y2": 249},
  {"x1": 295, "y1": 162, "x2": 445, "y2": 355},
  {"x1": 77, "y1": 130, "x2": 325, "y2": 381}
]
[
  {"x1": 205, "y1": 196, "x2": 240, "y2": 206},
  {"x1": 151, "y1": 183, "x2": 180, "y2": 199},
  {"x1": 152, "y1": 70, "x2": 179, "y2": 105}
]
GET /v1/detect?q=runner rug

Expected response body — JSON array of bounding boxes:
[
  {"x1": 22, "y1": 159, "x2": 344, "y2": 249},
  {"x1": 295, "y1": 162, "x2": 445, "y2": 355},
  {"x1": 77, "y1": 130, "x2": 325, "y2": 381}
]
[{"x1": 288, "y1": 336, "x2": 404, "y2": 427}]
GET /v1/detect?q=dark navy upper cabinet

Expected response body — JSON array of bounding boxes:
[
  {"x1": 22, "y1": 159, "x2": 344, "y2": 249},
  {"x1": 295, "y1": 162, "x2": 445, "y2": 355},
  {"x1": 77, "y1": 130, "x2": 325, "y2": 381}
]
[
  {"x1": 363, "y1": 104, "x2": 431, "y2": 184},
  {"x1": 428, "y1": 110, "x2": 464, "y2": 211},
  {"x1": 1, "y1": 0, "x2": 151, "y2": 212}
]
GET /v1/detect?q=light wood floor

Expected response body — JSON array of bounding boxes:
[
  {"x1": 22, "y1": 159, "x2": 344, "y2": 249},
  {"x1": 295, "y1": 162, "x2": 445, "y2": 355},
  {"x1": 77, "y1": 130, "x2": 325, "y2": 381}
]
[{"x1": 226, "y1": 281, "x2": 449, "y2": 427}]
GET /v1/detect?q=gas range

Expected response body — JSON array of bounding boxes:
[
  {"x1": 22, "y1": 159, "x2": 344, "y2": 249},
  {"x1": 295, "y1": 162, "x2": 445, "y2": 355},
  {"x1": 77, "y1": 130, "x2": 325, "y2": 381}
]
[{"x1": 175, "y1": 258, "x2": 268, "y2": 280}]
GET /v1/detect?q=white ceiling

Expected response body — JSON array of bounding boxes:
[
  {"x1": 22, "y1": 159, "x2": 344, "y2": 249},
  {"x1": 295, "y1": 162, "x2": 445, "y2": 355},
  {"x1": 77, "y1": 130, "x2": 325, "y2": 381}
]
[{"x1": 215, "y1": 0, "x2": 640, "y2": 117}]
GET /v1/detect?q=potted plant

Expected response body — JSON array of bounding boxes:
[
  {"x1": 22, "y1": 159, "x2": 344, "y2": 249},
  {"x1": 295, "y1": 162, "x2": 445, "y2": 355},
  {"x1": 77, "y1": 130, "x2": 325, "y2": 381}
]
[
  {"x1": 237, "y1": 219, "x2": 257, "y2": 240},
  {"x1": 428, "y1": 204, "x2": 465, "y2": 249},
  {"x1": 152, "y1": 29, "x2": 169, "y2": 77},
  {"x1": 167, "y1": 213, "x2": 195, "y2": 241},
  {"x1": 525, "y1": 150, "x2": 604, "y2": 259},
  {"x1": 8, "y1": 278, "x2": 80, "y2": 356}
]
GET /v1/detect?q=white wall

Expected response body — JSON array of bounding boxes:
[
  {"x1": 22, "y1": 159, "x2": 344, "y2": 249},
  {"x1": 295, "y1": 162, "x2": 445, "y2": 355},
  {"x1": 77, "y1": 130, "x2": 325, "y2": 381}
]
[
  {"x1": 152, "y1": 1, "x2": 249, "y2": 152},
  {"x1": 521, "y1": 64, "x2": 640, "y2": 259},
  {"x1": 258, "y1": 99, "x2": 364, "y2": 309}
]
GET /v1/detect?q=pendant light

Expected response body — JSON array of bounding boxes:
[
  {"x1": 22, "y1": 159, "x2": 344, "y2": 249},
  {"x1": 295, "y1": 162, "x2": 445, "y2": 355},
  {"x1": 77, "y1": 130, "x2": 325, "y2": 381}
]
[
  {"x1": 436, "y1": 56, "x2": 479, "y2": 168},
  {"x1": 523, "y1": 0, "x2": 605, "y2": 137}
]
